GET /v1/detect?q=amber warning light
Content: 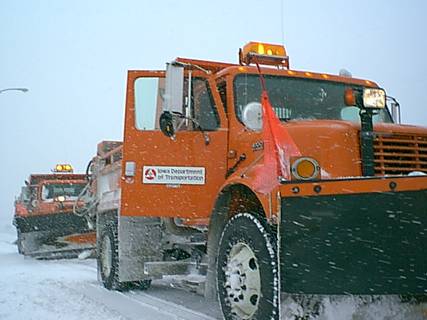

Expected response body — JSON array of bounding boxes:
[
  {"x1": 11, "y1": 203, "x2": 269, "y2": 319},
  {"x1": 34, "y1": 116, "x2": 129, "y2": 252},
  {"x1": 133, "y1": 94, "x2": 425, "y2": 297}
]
[
  {"x1": 53, "y1": 164, "x2": 73, "y2": 173},
  {"x1": 239, "y1": 41, "x2": 289, "y2": 68}
]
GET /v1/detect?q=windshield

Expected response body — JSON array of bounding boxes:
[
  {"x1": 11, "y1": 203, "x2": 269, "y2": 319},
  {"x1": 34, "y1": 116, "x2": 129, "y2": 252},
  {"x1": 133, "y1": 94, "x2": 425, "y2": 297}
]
[
  {"x1": 234, "y1": 74, "x2": 393, "y2": 124},
  {"x1": 41, "y1": 183, "x2": 85, "y2": 201}
]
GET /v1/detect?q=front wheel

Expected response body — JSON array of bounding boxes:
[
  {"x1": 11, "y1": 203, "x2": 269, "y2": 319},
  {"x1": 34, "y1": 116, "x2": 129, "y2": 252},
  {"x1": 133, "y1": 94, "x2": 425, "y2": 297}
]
[
  {"x1": 217, "y1": 213, "x2": 279, "y2": 320},
  {"x1": 16, "y1": 229, "x2": 23, "y2": 254}
]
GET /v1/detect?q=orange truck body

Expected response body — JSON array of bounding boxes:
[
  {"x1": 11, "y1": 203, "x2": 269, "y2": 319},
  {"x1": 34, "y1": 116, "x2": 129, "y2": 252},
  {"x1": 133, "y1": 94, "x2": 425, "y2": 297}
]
[
  {"x1": 90, "y1": 43, "x2": 427, "y2": 319},
  {"x1": 120, "y1": 65, "x2": 427, "y2": 223}
]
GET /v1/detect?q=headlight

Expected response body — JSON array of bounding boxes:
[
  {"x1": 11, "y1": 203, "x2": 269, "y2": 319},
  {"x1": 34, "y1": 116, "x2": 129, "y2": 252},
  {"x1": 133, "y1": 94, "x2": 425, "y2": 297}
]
[
  {"x1": 363, "y1": 88, "x2": 386, "y2": 109},
  {"x1": 291, "y1": 157, "x2": 320, "y2": 181},
  {"x1": 56, "y1": 196, "x2": 66, "y2": 202}
]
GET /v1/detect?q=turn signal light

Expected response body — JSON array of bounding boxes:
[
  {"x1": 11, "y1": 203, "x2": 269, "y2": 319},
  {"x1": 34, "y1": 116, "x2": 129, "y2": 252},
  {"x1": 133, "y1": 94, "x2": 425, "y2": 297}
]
[
  {"x1": 291, "y1": 157, "x2": 320, "y2": 181},
  {"x1": 344, "y1": 88, "x2": 356, "y2": 106}
]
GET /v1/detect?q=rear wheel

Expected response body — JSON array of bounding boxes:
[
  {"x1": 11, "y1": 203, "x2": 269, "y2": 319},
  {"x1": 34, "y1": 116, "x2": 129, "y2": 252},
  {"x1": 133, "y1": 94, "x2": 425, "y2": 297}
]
[
  {"x1": 98, "y1": 223, "x2": 119, "y2": 289},
  {"x1": 217, "y1": 213, "x2": 279, "y2": 320},
  {"x1": 98, "y1": 223, "x2": 151, "y2": 291}
]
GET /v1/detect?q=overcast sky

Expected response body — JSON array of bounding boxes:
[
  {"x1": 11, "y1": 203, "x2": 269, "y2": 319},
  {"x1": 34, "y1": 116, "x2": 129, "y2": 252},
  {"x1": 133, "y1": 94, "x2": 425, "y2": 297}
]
[{"x1": 1, "y1": 0, "x2": 426, "y2": 222}]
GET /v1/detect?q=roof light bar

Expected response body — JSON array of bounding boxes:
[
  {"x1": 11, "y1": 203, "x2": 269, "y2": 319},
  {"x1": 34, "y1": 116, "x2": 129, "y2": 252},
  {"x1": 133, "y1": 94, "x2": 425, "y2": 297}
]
[{"x1": 239, "y1": 41, "x2": 289, "y2": 68}]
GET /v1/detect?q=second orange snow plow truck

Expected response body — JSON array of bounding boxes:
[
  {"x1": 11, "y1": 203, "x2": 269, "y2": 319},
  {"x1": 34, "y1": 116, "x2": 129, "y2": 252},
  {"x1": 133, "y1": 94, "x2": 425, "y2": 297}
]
[
  {"x1": 80, "y1": 42, "x2": 426, "y2": 319},
  {"x1": 13, "y1": 164, "x2": 95, "y2": 259}
]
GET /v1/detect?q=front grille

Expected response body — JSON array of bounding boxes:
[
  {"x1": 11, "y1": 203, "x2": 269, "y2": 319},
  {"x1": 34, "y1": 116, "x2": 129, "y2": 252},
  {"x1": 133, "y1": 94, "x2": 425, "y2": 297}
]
[{"x1": 373, "y1": 132, "x2": 427, "y2": 175}]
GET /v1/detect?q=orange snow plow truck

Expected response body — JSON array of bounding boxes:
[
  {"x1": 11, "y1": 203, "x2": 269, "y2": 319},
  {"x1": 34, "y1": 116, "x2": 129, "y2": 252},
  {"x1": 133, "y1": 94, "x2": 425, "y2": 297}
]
[
  {"x1": 13, "y1": 164, "x2": 96, "y2": 259},
  {"x1": 80, "y1": 42, "x2": 426, "y2": 319}
]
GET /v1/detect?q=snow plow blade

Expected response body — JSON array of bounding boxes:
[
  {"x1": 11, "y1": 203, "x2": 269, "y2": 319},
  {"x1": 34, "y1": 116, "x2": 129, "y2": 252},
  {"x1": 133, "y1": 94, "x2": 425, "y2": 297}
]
[
  {"x1": 279, "y1": 176, "x2": 427, "y2": 295},
  {"x1": 25, "y1": 235, "x2": 96, "y2": 260},
  {"x1": 14, "y1": 212, "x2": 95, "y2": 259},
  {"x1": 17, "y1": 230, "x2": 96, "y2": 260}
]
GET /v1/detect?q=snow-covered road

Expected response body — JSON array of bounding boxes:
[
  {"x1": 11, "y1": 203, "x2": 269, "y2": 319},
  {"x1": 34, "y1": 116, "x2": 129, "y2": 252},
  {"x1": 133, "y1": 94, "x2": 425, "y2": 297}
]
[
  {"x1": 0, "y1": 223, "x2": 220, "y2": 320},
  {"x1": 1, "y1": 222, "x2": 426, "y2": 320}
]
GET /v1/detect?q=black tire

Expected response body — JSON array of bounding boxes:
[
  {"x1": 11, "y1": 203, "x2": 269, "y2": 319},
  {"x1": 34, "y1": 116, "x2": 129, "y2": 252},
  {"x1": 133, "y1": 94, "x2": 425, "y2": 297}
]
[
  {"x1": 16, "y1": 229, "x2": 23, "y2": 254},
  {"x1": 97, "y1": 223, "x2": 151, "y2": 291},
  {"x1": 98, "y1": 223, "x2": 120, "y2": 290},
  {"x1": 217, "y1": 213, "x2": 279, "y2": 320}
]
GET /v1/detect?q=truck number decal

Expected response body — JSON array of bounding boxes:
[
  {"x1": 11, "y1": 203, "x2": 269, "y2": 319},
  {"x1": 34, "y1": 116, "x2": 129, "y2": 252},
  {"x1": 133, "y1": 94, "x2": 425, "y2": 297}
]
[{"x1": 142, "y1": 166, "x2": 205, "y2": 185}]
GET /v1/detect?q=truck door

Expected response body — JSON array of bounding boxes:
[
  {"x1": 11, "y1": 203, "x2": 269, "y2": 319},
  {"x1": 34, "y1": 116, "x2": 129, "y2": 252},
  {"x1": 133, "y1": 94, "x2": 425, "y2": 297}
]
[{"x1": 120, "y1": 70, "x2": 228, "y2": 222}]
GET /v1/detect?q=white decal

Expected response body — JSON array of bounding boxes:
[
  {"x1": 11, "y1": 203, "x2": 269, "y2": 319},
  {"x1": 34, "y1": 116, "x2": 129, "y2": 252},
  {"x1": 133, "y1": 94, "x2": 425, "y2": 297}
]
[{"x1": 142, "y1": 166, "x2": 205, "y2": 185}]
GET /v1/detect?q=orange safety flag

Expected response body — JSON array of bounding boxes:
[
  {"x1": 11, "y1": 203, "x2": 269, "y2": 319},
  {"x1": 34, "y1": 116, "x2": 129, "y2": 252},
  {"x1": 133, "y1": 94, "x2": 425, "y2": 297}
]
[{"x1": 254, "y1": 90, "x2": 301, "y2": 194}]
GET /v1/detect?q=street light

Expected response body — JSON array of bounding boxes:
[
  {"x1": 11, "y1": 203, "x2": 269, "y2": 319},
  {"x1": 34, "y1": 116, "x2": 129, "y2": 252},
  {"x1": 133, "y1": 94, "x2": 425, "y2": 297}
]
[{"x1": 0, "y1": 87, "x2": 29, "y2": 94}]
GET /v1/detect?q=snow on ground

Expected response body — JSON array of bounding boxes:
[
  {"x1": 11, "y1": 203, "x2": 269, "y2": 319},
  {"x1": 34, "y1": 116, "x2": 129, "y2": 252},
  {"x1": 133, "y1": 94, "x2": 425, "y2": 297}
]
[
  {"x1": 0, "y1": 221, "x2": 426, "y2": 320},
  {"x1": 0, "y1": 222, "x2": 220, "y2": 320},
  {"x1": 280, "y1": 294, "x2": 427, "y2": 320},
  {"x1": 0, "y1": 223, "x2": 125, "y2": 320}
]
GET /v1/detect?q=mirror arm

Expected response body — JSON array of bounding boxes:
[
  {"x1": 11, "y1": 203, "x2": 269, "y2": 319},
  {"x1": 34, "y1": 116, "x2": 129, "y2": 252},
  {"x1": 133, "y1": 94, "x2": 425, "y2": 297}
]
[
  {"x1": 167, "y1": 112, "x2": 210, "y2": 146},
  {"x1": 185, "y1": 116, "x2": 210, "y2": 146},
  {"x1": 171, "y1": 61, "x2": 211, "y2": 74},
  {"x1": 226, "y1": 153, "x2": 247, "y2": 178},
  {"x1": 387, "y1": 95, "x2": 401, "y2": 124},
  {"x1": 198, "y1": 126, "x2": 211, "y2": 146}
]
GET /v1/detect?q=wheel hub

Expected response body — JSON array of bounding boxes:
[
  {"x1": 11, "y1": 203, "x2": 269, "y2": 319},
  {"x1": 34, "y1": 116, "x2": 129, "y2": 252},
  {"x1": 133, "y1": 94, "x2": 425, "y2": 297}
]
[
  {"x1": 101, "y1": 234, "x2": 112, "y2": 278},
  {"x1": 223, "y1": 242, "x2": 261, "y2": 319}
]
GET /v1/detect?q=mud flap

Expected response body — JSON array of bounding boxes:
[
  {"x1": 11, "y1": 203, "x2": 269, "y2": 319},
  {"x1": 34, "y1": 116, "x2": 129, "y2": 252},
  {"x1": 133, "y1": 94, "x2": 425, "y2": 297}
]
[
  {"x1": 118, "y1": 216, "x2": 163, "y2": 282},
  {"x1": 279, "y1": 189, "x2": 427, "y2": 295}
]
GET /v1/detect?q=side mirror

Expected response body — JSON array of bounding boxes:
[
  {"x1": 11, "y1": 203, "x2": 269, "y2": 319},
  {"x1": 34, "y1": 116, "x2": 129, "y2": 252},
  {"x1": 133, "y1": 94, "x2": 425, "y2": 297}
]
[
  {"x1": 159, "y1": 111, "x2": 175, "y2": 137},
  {"x1": 164, "y1": 63, "x2": 184, "y2": 114},
  {"x1": 160, "y1": 62, "x2": 184, "y2": 139},
  {"x1": 388, "y1": 96, "x2": 401, "y2": 124}
]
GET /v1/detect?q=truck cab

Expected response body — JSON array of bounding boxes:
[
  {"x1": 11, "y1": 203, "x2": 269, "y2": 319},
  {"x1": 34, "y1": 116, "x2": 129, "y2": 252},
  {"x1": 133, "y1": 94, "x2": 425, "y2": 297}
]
[{"x1": 13, "y1": 165, "x2": 95, "y2": 258}]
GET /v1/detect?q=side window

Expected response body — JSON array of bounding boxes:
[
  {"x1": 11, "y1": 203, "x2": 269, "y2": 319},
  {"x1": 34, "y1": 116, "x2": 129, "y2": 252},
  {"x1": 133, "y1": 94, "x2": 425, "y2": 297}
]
[
  {"x1": 192, "y1": 78, "x2": 220, "y2": 131},
  {"x1": 134, "y1": 76, "x2": 219, "y2": 131},
  {"x1": 20, "y1": 186, "x2": 30, "y2": 202},
  {"x1": 134, "y1": 77, "x2": 165, "y2": 130}
]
